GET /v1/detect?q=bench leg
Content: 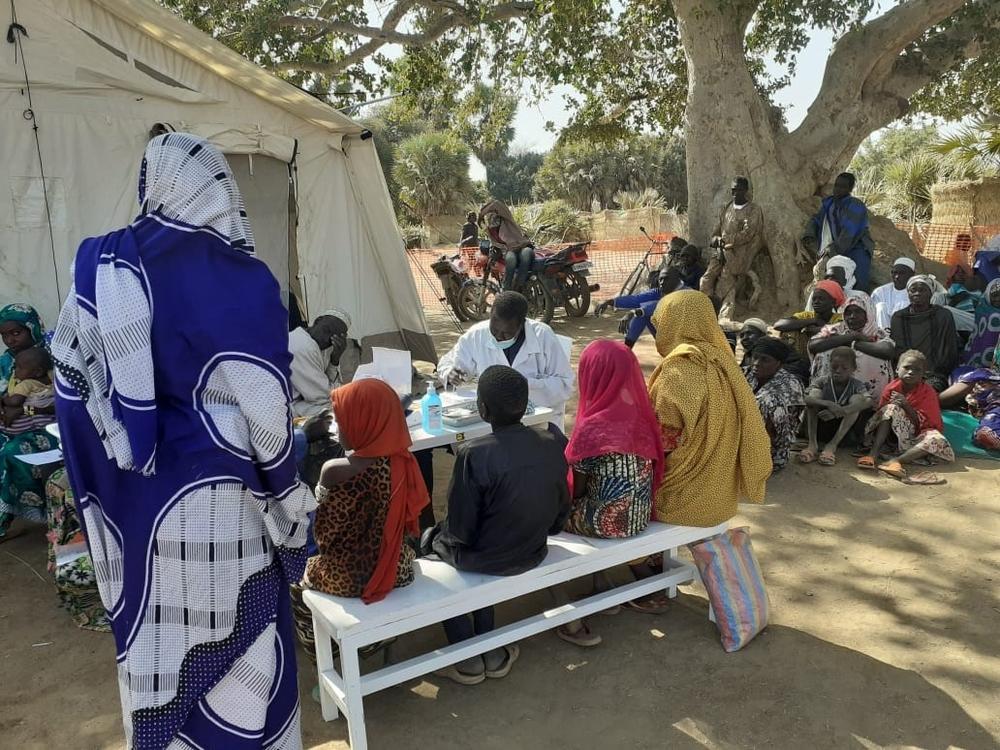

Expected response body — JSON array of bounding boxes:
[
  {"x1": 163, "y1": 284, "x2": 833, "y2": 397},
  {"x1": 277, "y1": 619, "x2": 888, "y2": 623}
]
[
  {"x1": 664, "y1": 546, "x2": 679, "y2": 598},
  {"x1": 340, "y1": 641, "x2": 368, "y2": 750},
  {"x1": 313, "y1": 617, "x2": 339, "y2": 722}
]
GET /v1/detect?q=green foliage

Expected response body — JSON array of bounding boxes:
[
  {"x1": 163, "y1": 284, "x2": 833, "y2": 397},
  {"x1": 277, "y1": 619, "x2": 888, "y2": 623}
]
[
  {"x1": 511, "y1": 200, "x2": 590, "y2": 244},
  {"x1": 485, "y1": 151, "x2": 544, "y2": 205},
  {"x1": 452, "y1": 83, "x2": 519, "y2": 164},
  {"x1": 533, "y1": 135, "x2": 686, "y2": 211},
  {"x1": 930, "y1": 119, "x2": 1000, "y2": 175},
  {"x1": 614, "y1": 188, "x2": 667, "y2": 211},
  {"x1": 850, "y1": 125, "x2": 941, "y2": 178},
  {"x1": 392, "y1": 131, "x2": 473, "y2": 219}
]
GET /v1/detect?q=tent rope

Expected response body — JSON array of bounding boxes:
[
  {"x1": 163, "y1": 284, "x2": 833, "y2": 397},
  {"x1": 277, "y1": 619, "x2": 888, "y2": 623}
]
[{"x1": 7, "y1": 0, "x2": 64, "y2": 303}]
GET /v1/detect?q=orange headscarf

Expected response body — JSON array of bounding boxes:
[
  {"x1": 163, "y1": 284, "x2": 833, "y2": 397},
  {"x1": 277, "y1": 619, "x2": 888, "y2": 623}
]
[{"x1": 332, "y1": 379, "x2": 429, "y2": 604}]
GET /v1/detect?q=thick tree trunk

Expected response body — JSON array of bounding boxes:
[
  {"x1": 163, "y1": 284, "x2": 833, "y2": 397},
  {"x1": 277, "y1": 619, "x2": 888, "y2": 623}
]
[{"x1": 675, "y1": 0, "x2": 815, "y2": 317}]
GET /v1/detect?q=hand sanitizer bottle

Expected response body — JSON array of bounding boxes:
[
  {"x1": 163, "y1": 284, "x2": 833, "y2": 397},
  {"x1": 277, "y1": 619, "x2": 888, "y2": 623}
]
[{"x1": 422, "y1": 383, "x2": 443, "y2": 433}]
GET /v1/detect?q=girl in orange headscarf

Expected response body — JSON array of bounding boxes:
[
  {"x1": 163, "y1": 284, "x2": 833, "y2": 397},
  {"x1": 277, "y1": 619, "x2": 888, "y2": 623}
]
[{"x1": 304, "y1": 378, "x2": 429, "y2": 604}]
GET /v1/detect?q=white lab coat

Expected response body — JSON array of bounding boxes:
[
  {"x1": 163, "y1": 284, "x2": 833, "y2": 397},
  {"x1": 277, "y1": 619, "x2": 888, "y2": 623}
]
[{"x1": 437, "y1": 320, "x2": 574, "y2": 430}]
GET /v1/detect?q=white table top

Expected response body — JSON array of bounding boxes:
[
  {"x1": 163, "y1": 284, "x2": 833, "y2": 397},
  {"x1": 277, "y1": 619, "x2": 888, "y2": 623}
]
[{"x1": 42, "y1": 398, "x2": 553, "y2": 458}]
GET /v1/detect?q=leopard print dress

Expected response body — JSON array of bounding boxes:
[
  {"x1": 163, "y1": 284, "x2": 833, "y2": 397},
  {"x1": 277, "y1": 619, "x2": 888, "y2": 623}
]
[{"x1": 304, "y1": 457, "x2": 416, "y2": 597}]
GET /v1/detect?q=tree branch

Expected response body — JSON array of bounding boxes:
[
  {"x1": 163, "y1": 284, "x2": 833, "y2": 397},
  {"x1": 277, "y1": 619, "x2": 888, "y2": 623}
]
[{"x1": 788, "y1": 0, "x2": 997, "y2": 188}]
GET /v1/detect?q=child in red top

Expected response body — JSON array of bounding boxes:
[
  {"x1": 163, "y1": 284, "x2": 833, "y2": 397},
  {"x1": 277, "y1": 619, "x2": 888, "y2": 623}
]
[{"x1": 859, "y1": 349, "x2": 954, "y2": 477}]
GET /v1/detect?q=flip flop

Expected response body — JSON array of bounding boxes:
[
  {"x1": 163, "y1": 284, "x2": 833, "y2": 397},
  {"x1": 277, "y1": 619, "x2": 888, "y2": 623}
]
[
  {"x1": 436, "y1": 659, "x2": 486, "y2": 686},
  {"x1": 902, "y1": 471, "x2": 945, "y2": 486},
  {"x1": 556, "y1": 623, "x2": 602, "y2": 648},
  {"x1": 877, "y1": 460, "x2": 907, "y2": 479},
  {"x1": 818, "y1": 450, "x2": 836, "y2": 466},
  {"x1": 485, "y1": 645, "x2": 520, "y2": 679},
  {"x1": 624, "y1": 593, "x2": 671, "y2": 614},
  {"x1": 856, "y1": 456, "x2": 876, "y2": 470},
  {"x1": 797, "y1": 449, "x2": 817, "y2": 464}
]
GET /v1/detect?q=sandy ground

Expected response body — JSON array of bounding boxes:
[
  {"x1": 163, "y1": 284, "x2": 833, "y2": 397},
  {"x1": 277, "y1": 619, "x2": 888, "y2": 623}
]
[{"x1": 2, "y1": 309, "x2": 999, "y2": 750}]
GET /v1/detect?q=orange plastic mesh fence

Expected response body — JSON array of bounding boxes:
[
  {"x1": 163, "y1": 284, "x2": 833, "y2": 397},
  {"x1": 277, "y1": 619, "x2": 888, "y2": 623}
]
[
  {"x1": 408, "y1": 225, "x2": 1000, "y2": 312},
  {"x1": 407, "y1": 235, "x2": 673, "y2": 310},
  {"x1": 896, "y1": 223, "x2": 1000, "y2": 267}
]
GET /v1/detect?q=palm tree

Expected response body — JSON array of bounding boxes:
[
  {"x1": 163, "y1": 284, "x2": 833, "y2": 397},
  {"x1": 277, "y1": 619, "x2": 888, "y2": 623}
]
[{"x1": 930, "y1": 119, "x2": 1000, "y2": 176}]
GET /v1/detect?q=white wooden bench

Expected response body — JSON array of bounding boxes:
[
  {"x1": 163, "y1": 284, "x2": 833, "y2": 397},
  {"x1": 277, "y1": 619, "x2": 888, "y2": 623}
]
[{"x1": 302, "y1": 520, "x2": 727, "y2": 749}]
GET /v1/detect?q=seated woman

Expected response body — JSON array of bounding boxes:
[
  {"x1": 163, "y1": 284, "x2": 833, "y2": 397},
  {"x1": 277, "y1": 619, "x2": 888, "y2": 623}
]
[
  {"x1": 808, "y1": 292, "x2": 894, "y2": 401},
  {"x1": 0, "y1": 303, "x2": 58, "y2": 539},
  {"x1": 889, "y1": 275, "x2": 960, "y2": 391},
  {"x1": 945, "y1": 262, "x2": 982, "y2": 314},
  {"x1": 959, "y1": 279, "x2": 1000, "y2": 373},
  {"x1": 554, "y1": 340, "x2": 663, "y2": 645},
  {"x1": 744, "y1": 337, "x2": 805, "y2": 472},
  {"x1": 303, "y1": 378, "x2": 429, "y2": 602},
  {"x1": 859, "y1": 350, "x2": 955, "y2": 477},
  {"x1": 800, "y1": 347, "x2": 873, "y2": 466},
  {"x1": 773, "y1": 279, "x2": 845, "y2": 359},
  {"x1": 939, "y1": 345, "x2": 1000, "y2": 452},
  {"x1": 647, "y1": 291, "x2": 771, "y2": 527}
]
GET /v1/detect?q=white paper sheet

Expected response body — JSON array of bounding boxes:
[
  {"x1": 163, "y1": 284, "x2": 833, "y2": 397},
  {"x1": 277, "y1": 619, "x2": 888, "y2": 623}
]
[
  {"x1": 372, "y1": 347, "x2": 412, "y2": 395},
  {"x1": 14, "y1": 449, "x2": 63, "y2": 465}
]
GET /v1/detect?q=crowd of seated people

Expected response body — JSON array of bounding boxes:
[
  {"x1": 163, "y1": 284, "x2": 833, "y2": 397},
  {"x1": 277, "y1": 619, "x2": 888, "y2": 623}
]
[{"x1": 8, "y1": 165, "x2": 999, "y2": 717}]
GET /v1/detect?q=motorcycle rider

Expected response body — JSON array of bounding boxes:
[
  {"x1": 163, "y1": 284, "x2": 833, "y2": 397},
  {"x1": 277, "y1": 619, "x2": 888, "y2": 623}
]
[
  {"x1": 460, "y1": 211, "x2": 479, "y2": 248},
  {"x1": 479, "y1": 198, "x2": 536, "y2": 291}
]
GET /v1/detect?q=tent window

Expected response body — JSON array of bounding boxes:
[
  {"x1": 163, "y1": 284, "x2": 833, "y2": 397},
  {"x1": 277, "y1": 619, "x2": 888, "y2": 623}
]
[
  {"x1": 133, "y1": 59, "x2": 195, "y2": 91},
  {"x1": 79, "y1": 28, "x2": 128, "y2": 61}
]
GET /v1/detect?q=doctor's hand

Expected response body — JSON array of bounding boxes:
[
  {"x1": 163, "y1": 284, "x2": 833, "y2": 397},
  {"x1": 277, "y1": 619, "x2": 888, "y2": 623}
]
[{"x1": 445, "y1": 367, "x2": 469, "y2": 388}]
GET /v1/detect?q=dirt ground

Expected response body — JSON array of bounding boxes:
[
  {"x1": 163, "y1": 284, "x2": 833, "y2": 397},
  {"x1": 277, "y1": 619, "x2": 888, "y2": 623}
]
[{"x1": 2, "y1": 310, "x2": 999, "y2": 750}]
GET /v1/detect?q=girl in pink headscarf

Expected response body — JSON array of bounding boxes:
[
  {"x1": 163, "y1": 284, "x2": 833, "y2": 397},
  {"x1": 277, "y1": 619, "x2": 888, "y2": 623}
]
[
  {"x1": 556, "y1": 340, "x2": 664, "y2": 647},
  {"x1": 564, "y1": 340, "x2": 663, "y2": 538}
]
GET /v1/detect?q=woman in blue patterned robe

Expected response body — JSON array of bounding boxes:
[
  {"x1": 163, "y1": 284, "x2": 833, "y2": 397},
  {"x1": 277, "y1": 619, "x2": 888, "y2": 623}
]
[{"x1": 52, "y1": 133, "x2": 315, "y2": 750}]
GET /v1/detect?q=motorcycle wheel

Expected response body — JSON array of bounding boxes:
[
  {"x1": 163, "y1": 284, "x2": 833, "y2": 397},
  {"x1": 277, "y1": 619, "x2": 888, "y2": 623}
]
[
  {"x1": 457, "y1": 279, "x2": 500, "y2": 321},
  {"x1": 524, "y1": 276, "x2": 555, "y2": 324},
  {"x1": 562, "y1": 271, "x2": 592, "y2": 317},
  {"x1": 445, "y1": 284, "x2": 469, "y2": 322}
]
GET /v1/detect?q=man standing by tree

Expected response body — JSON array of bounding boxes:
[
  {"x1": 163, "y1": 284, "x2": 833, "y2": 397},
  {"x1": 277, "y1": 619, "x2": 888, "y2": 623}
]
[
  {"x1": 803, "y1": 172, "x2": 875, "y2": 291},
  {"x1": 700, "y1": 176, "x2": 765, "y2": 310}
]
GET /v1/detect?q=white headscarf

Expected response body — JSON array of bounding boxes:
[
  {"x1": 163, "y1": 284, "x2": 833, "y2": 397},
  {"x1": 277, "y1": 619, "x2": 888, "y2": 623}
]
[
  {"x1": 53, "y1": 134, "x2": 252, "y2": 475},
  {"x1": 825, "y1": 255, "x2": 857, "y2": 291}
]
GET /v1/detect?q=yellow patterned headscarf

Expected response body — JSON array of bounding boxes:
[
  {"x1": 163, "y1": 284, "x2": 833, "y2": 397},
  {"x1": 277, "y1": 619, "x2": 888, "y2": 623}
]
[{"x1": 647, "y1": 291, "x2": 771, "y2": 526}]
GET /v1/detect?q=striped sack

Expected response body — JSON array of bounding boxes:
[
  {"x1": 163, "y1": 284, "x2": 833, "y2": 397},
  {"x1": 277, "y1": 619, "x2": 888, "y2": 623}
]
[{"x1": 688, "y1": 527, "x2": 769, "y2": 652}]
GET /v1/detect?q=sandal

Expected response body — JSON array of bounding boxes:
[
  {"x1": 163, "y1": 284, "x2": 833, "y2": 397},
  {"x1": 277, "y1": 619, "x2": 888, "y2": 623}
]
[
  {"x1": 556, "y1": 623, "x2": 602, "y2": 648},
  {"x1": 818, "y1": 450, "x2": 836, "y2": 467},
  {"x1": 797, "y1": 449, "x2": 817, "y2": 464},
  {"x1": 624, "y1": 593, "x2": 671, "y2": 614},
  {"x1": 484, "y1": 645, "x2": 520, "y2": 679},
  {"x1": 902, "y1": 471, "x2": 945, "y2": 486},
  {"x1": 436, "y1": 657, "x2": 486, "y2": 686},
  {"x1": 877, "y1": 460, "x2": 907, "y2": 479},
  {"x1": 856, "y1": 456, "x2": 876, "y2": 470}
]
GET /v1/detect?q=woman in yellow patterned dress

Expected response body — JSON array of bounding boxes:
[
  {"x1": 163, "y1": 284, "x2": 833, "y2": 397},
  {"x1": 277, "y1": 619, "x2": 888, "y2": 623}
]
[{"x1": 647, "y1": 291, "x2": 772, "y2": 526}]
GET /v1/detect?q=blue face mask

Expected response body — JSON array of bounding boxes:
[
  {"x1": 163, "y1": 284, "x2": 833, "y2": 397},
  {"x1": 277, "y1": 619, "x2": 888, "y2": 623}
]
[{"x1": 493, "y1": 334, "x2": 518, "y2": 351}]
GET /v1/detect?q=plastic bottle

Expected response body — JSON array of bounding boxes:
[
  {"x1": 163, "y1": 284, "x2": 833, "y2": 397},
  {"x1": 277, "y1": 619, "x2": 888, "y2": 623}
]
[{"x1": 421, "y1": 382, "x2": 443, "y2": 433}]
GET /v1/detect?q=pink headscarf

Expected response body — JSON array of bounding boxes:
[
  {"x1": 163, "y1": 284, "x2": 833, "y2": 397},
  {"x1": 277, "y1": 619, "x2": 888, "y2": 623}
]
[{"x1": 566, "y1": 340, "x2": 664, "y2": 502}]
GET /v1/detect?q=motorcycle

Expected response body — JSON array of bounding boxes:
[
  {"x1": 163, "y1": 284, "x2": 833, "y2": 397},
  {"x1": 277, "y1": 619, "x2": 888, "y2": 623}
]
[
  {"x1": 431, "y1": 251, "x2": 472, "y2": 321},
  {"x1": 458, "y1": 238, "x2": 599, "y2": 323}
]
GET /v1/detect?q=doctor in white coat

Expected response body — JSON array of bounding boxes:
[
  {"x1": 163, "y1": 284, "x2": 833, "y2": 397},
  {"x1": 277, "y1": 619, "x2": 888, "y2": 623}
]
[{"x1": 438, "y1": 291, "x2": 574, "y2": 431}]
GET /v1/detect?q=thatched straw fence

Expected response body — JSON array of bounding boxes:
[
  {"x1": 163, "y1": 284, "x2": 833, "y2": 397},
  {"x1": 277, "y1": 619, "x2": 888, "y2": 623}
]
[{"x1": 930, "y1": 177, "x2": 1000, "y2": 226}]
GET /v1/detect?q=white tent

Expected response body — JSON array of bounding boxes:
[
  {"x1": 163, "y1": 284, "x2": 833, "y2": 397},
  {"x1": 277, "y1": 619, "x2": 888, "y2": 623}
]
[{"x1": 0, "y1": 0, "x2": 436, "y2": 362}]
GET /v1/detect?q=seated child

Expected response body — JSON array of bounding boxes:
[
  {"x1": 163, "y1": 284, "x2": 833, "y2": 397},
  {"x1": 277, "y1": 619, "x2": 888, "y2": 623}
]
[
  {"x1": 858, "y1": 349, "x2": 955, "y2": 477},
  {"x1": 427, "y1": 365, "x2": 570, "y2": 685},
  {"x1": 2, "y1": 347, "x2": 54, "y2": 430},
  {"x1": 800, "y1": 346, "x2": 873, "y2": 466}
]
